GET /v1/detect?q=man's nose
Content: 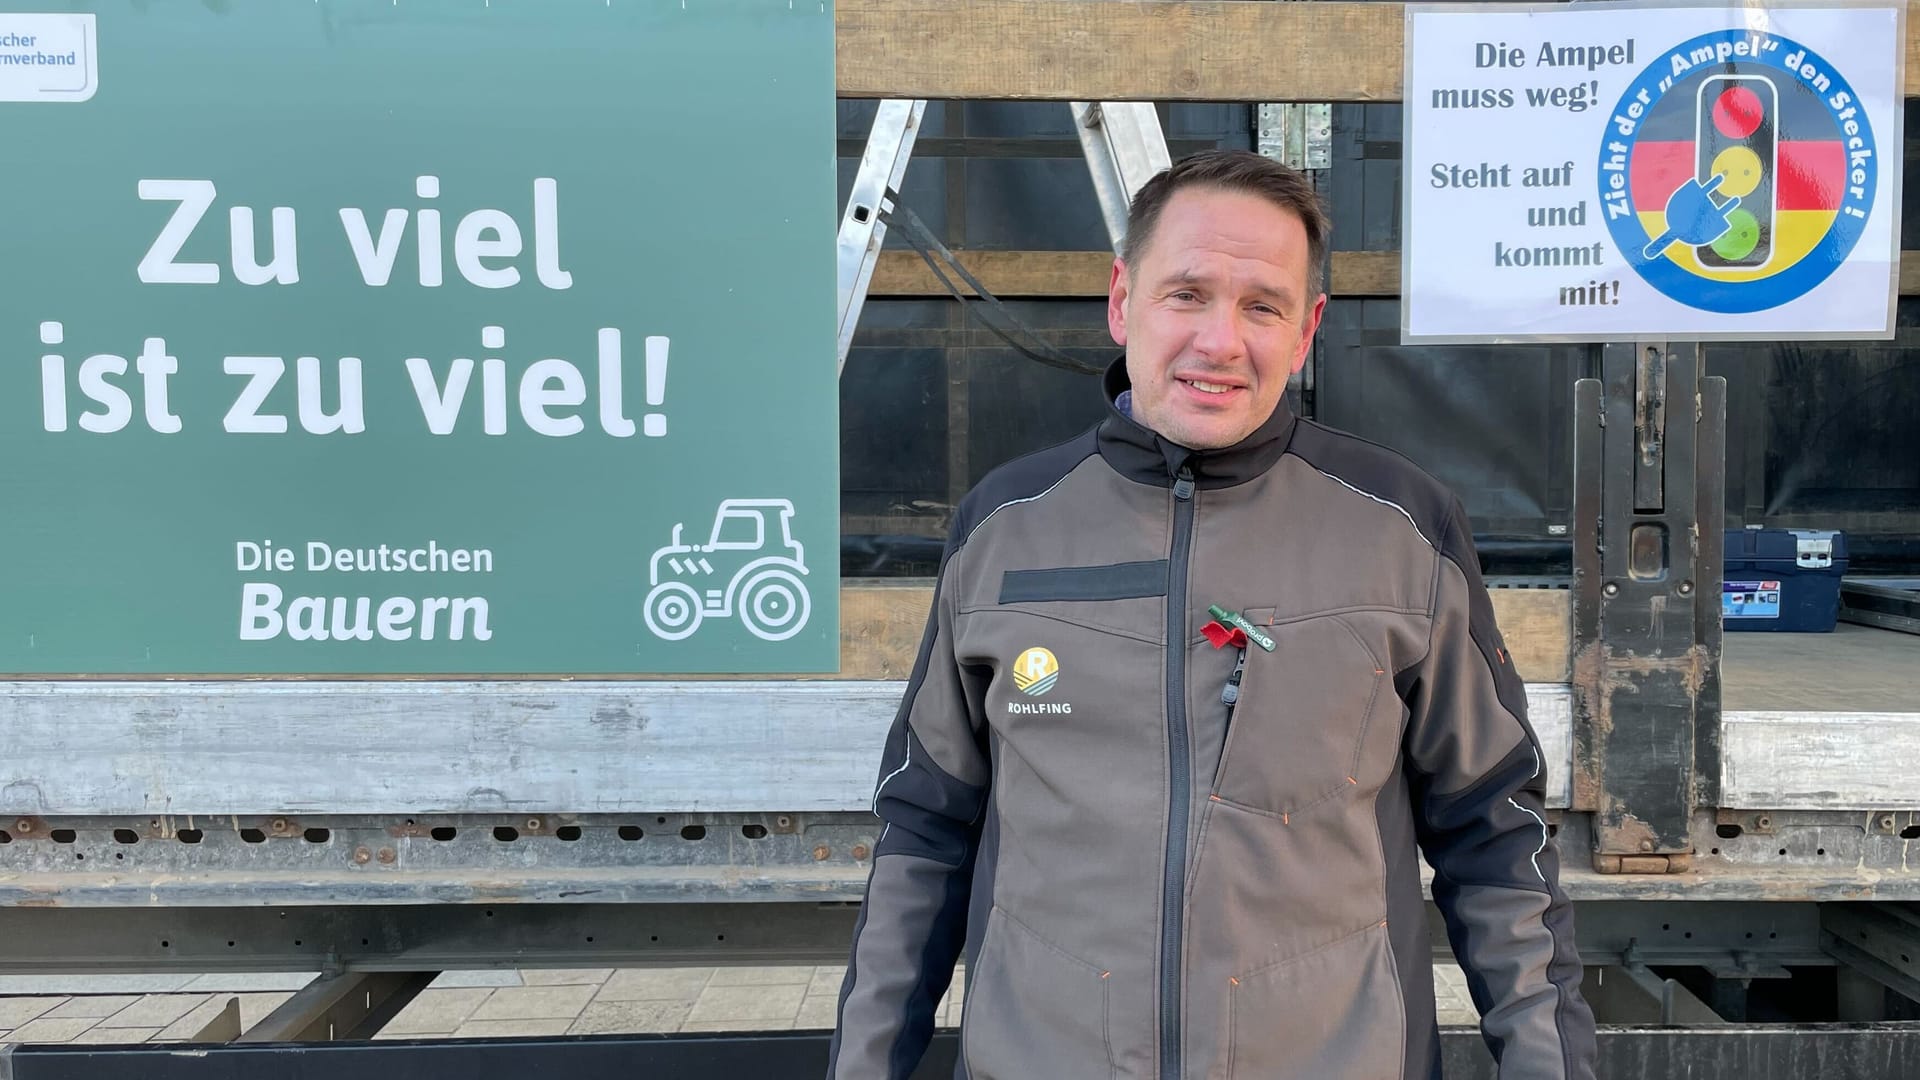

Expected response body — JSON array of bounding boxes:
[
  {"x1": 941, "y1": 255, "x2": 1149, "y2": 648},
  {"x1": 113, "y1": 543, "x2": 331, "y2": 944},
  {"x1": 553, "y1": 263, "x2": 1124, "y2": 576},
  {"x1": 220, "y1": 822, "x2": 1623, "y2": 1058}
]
[{"x1": 1190, "y1": 302, "x2": 1245, "y2": 361}]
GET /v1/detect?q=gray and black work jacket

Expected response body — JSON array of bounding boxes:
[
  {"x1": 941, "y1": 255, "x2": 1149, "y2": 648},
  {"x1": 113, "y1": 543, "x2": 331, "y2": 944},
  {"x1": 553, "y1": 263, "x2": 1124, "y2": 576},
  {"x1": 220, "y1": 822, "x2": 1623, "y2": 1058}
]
[{"x1": 828, "y1": 359, "x2": 1597, "y2": 1080}]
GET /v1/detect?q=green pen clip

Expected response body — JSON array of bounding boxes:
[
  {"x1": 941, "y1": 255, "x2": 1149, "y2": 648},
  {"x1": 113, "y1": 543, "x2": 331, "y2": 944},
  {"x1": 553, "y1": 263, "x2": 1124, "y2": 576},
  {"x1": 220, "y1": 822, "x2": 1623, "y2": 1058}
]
[{"x1": 1207, "y1": 605, "x2": 1275, "y2": 652}]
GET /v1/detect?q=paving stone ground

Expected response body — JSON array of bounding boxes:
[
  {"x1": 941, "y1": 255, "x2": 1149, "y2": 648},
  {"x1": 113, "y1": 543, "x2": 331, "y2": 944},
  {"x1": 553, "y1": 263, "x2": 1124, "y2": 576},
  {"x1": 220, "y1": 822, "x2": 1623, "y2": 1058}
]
[{"x1": 0, "y1": 965, "x2": 1481, "y2": 1044}]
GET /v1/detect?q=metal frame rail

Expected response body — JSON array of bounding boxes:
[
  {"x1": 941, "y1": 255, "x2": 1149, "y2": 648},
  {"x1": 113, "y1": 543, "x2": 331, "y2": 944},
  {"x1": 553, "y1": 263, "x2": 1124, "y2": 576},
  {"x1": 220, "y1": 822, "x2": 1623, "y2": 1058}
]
[
  {"x1": 1840, "y1": 579, "x2": 1920, "y2": 635},
  {"x1": 4, "y1": 1027, "x2": 1920, "y2": 1080}
]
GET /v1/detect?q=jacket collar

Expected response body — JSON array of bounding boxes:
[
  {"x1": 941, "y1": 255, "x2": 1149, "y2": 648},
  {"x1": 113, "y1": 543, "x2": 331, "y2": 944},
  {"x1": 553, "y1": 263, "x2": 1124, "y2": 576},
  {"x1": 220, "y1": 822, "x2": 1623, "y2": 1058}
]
[{"x1": 1096, "y1": 356, "x2": 1298, "y2": 490}]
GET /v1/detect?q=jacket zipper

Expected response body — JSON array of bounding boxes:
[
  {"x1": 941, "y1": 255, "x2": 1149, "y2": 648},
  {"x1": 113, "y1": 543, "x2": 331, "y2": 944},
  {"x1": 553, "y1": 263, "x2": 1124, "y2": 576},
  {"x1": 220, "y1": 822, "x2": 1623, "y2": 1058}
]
[
  {"x1": 1213, "y1": 648, "x2": 1246, "y2": 790},
  {"x1": 1160, "y1": 464, "x2": 1195, "y2": 1079}
]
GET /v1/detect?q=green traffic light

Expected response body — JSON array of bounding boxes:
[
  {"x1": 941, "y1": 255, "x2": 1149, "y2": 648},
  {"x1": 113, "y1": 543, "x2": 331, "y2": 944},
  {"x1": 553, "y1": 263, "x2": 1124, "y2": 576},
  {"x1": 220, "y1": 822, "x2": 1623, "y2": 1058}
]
[{"x1": 1711, "y1": 208, "x2": 1762, "y2": 261}]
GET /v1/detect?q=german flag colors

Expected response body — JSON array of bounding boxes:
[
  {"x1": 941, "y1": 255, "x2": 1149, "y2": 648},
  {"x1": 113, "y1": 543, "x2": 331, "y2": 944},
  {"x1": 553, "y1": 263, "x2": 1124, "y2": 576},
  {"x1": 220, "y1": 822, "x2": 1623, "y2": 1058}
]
[{"x1": 1626, "y1": 63, "x2": 1846, "y2": 283}]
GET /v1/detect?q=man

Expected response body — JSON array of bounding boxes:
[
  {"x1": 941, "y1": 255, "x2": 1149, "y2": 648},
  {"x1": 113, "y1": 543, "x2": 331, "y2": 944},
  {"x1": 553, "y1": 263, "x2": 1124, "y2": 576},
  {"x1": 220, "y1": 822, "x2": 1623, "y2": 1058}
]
[{"x1": 827, "y1": 149, "x2": 1596, "y2": 1079}]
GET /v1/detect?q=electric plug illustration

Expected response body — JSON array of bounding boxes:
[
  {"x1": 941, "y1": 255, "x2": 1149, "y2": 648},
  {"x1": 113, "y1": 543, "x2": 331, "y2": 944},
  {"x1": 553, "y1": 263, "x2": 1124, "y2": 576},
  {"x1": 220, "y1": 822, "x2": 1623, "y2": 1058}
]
[{"x1": 1642, "y1": 173, "x2": 1740, "y2": 260}]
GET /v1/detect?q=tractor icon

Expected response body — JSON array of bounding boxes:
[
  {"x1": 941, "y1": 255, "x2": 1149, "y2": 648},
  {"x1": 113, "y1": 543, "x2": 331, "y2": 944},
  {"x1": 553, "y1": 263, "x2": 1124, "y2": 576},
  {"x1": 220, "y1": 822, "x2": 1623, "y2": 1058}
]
[{"x1": 643, "y1": 499, "x2": 813, "y2": 643}]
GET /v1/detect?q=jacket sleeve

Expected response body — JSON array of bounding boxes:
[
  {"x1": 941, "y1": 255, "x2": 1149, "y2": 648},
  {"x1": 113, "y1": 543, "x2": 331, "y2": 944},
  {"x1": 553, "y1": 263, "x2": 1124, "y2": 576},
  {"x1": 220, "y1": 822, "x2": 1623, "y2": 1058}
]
[
  {"x1": 1405, "y1": 497, "x2": 1596, "y2": 1080},
  {"x1": 826, "y1": 532, "x2": 991, "y2": 1079}
]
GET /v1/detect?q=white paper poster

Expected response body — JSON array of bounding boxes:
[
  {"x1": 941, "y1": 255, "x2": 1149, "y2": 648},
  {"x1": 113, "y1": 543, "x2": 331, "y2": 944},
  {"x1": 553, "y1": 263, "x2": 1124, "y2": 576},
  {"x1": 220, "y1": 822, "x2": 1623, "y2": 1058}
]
[{"x1": 1402, "y1": 1, "x2": 1905, "y2": 343}]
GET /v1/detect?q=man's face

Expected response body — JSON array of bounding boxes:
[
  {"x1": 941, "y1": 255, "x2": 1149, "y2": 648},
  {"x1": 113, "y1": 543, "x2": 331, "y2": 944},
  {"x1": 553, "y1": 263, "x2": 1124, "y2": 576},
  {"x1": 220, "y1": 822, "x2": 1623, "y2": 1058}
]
[{"x1": 1108, "y1": 186, "x2": 1327, "y2": 450}]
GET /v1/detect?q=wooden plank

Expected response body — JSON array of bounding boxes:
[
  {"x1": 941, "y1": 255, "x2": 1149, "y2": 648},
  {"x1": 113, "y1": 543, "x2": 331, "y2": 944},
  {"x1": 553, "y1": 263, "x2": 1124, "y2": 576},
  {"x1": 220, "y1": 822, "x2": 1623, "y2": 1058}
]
[
  {"x1": 1720, "y1": 712, "x2": 1920, "y2": 810},
  {"x1": 0, "y1": 681, "x2": 903, "y2": 816},
  {"x1": 836, "y1": 0, "x2": 1403, "y2": 103},
  {"x1": 841, "y1": 513, "x2": 948, "y2": 538},
  {"x1": 836, "y1": 0, "x2": 1920, "y2": 101},
  {"x1": 0, "y1": 681, "x2": 1573, "y2": 816},
  {"x1": 0, "y1": 582, "x2": 1561, "y2": 684},
  {"x1": 1333, "y1": 251, "x2": 1400, "y2": 296},
  {"x1": 832, "y1": 582, "x2": 935, "y2": 680},
  {"x1": 1493, "y1": 589, "x2": 1573, "y2": 684},
  {"x1": 872, "y1": 250, "x2": 1113, "y2": 297},
  {"x1": 833, "y1": 583, "x2": 1565, "y2": 683},
  {"x1": 872, "y1": 250, "x2": 1398, "y2": 298},
  {"x1": 12, "y1": 683, "x2": 1913, "y2": 817},
  {"x1": 692, "y1": 581, "x2": 930, "y2": 680},
  {"x1": 874, "y1": 251, "x2": 1920, "y2": 298},
  {"x1": 1910, "y1": 3, "x2": 1920, "y2": 102}
]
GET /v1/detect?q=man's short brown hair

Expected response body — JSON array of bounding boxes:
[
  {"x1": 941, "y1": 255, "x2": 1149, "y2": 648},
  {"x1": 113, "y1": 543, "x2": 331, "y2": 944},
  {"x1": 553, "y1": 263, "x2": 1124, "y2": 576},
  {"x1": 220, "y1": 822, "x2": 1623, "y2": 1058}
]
[{"x1": 1121, "y1": 149, "x2": 1331, "y2": 299}]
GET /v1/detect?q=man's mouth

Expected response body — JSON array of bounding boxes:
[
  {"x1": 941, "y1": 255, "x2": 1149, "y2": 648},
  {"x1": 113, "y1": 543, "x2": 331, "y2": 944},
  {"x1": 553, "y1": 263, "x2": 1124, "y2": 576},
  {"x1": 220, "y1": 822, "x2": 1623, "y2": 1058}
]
[{"x1": 1179, "y1": 377, "x2": 1239, "y2": 396}]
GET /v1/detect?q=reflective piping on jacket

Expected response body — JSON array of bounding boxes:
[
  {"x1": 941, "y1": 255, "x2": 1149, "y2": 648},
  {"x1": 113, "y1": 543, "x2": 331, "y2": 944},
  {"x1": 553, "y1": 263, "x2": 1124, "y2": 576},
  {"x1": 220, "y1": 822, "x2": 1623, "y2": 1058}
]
[
  {"x1": 1509, "y1": 746, "x2": 1548, "y2": 883},
  {"x1": 870, "y1": 475, "x2": 1071, "y2": 826},
  {"x1": 872, "y1": 735, "x2": 911, "y2": 821},
  {"x1": 967, "y1": 474, "x2": 1071, "y2": 542},
  {"x1": 1312, "y1": 467, "x2": 1435, "y2": 550}
]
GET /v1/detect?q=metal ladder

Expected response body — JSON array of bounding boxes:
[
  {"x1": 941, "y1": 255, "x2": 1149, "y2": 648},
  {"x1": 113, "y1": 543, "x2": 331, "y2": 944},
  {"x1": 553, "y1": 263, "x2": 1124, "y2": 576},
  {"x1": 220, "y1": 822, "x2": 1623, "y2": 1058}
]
[{"x1": 835, "y1": 99, "x2": 1172, "y2": 375}]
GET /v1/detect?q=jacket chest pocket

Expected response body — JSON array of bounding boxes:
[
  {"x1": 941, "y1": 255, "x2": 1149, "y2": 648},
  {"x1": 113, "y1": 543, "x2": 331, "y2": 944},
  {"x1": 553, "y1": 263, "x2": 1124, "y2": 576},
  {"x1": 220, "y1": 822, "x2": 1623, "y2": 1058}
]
[{"x1": 1208, "y1": 614, "x2": 1390, "y2": 817}]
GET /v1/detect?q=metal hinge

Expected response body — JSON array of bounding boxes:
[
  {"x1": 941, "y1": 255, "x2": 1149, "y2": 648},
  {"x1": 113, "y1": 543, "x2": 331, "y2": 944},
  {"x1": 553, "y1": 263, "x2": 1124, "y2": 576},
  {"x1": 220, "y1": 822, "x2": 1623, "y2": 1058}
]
[
  {"x1": 1256, "y1": 103, "x2": 1331, "y2": 171},
  {"x1": 1593, "y1": 852, "x2": 1694, "y2": 874}
]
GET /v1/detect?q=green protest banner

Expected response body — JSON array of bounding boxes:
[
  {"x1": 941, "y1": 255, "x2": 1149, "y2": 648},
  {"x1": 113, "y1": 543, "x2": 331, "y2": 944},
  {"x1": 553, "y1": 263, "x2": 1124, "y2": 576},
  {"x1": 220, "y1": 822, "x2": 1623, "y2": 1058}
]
[{"x1": 0, "y1": 1, "x2": 840, "y2": 674}]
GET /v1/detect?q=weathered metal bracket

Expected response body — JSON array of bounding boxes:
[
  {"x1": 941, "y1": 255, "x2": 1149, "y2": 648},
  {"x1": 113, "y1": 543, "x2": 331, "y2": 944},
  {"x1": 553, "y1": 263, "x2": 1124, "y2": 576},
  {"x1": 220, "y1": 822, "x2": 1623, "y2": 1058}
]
[
  {"x1": 236, "y1": 971, "x2": 437, "y2": 1043},
  {"x1": 1573, "y1": 341, "x2": 1727, "y2": 874},
  {"x1": 1581, "y1": 963, "x2": 1726, "y2": 1026},
  {"x1": 1823, "y1": 903, "x2": 1920, "y2": 1009}
]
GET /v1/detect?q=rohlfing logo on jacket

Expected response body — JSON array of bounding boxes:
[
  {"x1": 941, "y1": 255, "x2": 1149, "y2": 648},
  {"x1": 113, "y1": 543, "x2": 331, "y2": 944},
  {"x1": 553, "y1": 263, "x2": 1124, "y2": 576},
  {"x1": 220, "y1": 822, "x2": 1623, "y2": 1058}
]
[
  {"x1": 1009, "y1": 647, "x2": 1070, "y2": 714},
  {"x1": 1012, "y1": 647, "x2": 1058, "y2": 695}
]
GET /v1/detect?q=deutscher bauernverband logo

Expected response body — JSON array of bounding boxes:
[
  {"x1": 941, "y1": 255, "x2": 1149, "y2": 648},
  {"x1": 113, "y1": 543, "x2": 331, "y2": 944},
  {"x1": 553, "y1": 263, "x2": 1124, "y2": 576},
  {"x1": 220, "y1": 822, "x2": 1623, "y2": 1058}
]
[{"x1": 1012, "y1": 647, "x2": 1059, "y2": 696}]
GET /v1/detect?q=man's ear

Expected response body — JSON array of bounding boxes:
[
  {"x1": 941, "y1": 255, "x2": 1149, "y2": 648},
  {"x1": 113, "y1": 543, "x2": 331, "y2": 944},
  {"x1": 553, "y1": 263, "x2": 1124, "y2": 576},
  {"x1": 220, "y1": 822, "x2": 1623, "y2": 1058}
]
[
  {"x1": 1107, "y1": 257, "x2": 1129, "y2": 346},
  {"x1": 1291, "y1": 292, "x2": 1327, "y2": 376}
]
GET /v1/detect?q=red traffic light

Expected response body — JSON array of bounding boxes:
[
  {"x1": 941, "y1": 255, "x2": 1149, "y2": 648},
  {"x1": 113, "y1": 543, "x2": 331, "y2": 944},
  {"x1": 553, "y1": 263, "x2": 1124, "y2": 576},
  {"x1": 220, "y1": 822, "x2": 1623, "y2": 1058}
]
[{"x1": 1713, "y1": 86, "x2": 1766, "y2": 139}]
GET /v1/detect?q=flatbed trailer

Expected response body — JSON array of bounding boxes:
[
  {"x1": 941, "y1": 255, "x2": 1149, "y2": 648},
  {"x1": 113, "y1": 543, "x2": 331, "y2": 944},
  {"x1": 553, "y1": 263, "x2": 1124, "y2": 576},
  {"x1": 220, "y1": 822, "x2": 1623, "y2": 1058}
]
[{"x1": 0, "y1": 599, "x2": 1914, "y2": 1066}]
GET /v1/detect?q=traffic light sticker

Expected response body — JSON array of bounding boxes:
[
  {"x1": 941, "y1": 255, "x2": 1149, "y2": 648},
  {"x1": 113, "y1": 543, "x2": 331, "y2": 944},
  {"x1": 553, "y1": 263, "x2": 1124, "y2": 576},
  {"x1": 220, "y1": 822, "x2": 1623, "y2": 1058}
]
[{"x1": 1599, "y1": 29, "x2": 1878, "y2": 314}]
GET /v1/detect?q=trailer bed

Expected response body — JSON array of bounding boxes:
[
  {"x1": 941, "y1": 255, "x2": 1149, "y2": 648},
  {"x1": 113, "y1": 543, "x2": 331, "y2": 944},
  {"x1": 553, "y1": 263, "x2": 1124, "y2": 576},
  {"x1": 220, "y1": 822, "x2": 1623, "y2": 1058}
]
[{"x1": 1723, "y1": 623, "x2": 1919, "y2": 713}]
